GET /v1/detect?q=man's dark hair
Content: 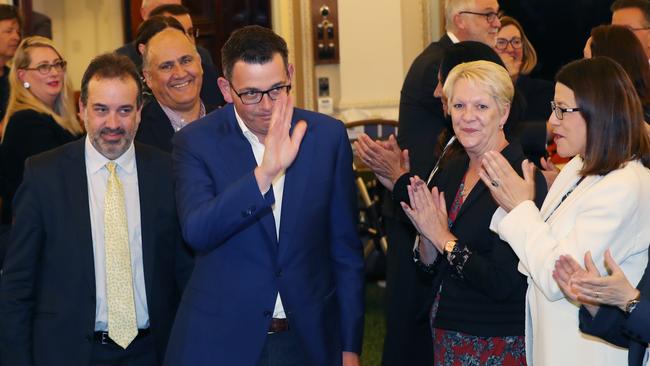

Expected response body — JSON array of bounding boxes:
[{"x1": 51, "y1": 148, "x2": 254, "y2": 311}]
[
  {"x1": 221, "y1": 25, "x2": 289, "y2": 80},
  {"x1": 611, "y1": 0, "x2": 650, "y2": 24},
  {"x1": 150, "y1": 4, "x2": 190, "y2": 17},
  {"x1": 0, "y1": 4, "x2": 21, "y2": 28},
  {"x1": 134, "y1": 15, "x2": 184, "y2": 54},
  {"x1": 80, "y1": 53, "x2": 143, "y2": 108}
]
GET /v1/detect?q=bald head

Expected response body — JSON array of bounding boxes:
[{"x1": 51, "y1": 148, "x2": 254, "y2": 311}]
[
  {"x1": 142, "y1": 28, "x2": 203, "y2": 112},
  {"x1": 140, "y1": 0, "x2": 181, "y2": 20}
]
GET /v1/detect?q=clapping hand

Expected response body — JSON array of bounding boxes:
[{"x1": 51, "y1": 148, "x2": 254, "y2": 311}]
[
  {"x1": 540, "y1": 157, "x2": 560, "y2": 189},
  {"x1": 479, "y1": 151, "x2": 535, "y2": 212},
  {"x1": 572, "y1": 250, "x2": 640, "y2": 312},
  {"x1": 354, "y1": 134, "x2": 408, "y2": 191},
  {"x1": 400, "y1": 176, "x2": 454, "y2": 253},
  {"x1": 255, "y1": 94, "x2": 307, "y2": 192}
]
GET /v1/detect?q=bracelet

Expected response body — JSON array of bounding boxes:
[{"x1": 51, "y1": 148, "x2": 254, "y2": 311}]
[{"x1": 446, "y1": 242, "x2": 472, "y2": 279}]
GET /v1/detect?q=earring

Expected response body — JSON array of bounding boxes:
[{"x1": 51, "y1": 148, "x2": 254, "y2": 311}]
[
  {"x1": 23, "y1": 81, "x2": 30, "y2": 89},
  {"x1": 499, "y1": 124, "x2": 504, "y2": 130}
]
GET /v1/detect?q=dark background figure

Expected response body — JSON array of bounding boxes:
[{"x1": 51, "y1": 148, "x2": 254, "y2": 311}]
[
  {"x1": 24, "y1": 11, "x2": 52, "y2": 39},
  {"x1": 585, "y1": 24, "x2": 650, "y2": 122},
  {"x1": 0, "y1": 4, "x2": 20, "y2": 122},
  {"x1": 500, "y1": 0, "x2": 614, "y2": 80}
]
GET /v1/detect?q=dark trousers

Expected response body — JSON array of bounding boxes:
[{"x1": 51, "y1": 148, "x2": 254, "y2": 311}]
[
  {"x1": 381, "y1": 216, "x2": 434, "y2": 366},
  {"x1": 257, "y1": 330, "x2": 311, "y2": 366},
  {"x1": 90, "y1": 333, "x2": 157, "y2": 366}
]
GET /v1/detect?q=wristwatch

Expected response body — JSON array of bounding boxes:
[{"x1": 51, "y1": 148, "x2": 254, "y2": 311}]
[
  {"x1": 624, "y1": 293, "x2": 641, "y2": 315},
  {"x1": 443, "y1": 240, "x2": 457, "y2": 255}
]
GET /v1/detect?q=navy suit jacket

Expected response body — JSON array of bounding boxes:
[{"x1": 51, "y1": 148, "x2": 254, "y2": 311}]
[
  {"x1": 164, "y1": 104, "x2": 364, "y2": 365},
  {"x1": 0, "y1": 140, "x2": 192, "y2": 365},
  {"x1": 579, "y1": 249, "x2": 650, "y2": 366}
]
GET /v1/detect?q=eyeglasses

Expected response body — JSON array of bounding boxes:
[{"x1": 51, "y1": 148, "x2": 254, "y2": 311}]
[
  {"x1": 623, "y1": 25, "x2": 650, "y2": 32},
  {"x1": 495, "y1": 37, "x2": 522, "y2": 50},
  {"x1": 23, "y1": 60, "x2": 67, "y2": 75},
  {"x1": 231, "y1": 83, "x2": 292, "y2": 105},
  {"x1": 550, "y1": 101, "x2": 582, "y2": 120},
  {"x1": 187, "y1": 27, "x2": 200, "y2": 39},
  {"x1": 458, "y1": 10, "x2": 502, "y2": 23}
]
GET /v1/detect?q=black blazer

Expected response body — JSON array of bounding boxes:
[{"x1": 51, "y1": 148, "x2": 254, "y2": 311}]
[
  {"x1": 394, "y1": 143, "x2": 548, "y2": 336},
  {"x1": 0, "y1": 109, "x2": 79, "y2": 225},
  {"x1": 0, "y1": 140, "x2": 193, "y2": 365},
  {"x1": 397, "y1": 35, "x2": 454, "y2": 180},
  {"x1": 115, "y1": 42, "x2": 225, "y2": 108},
  {"x1": 135, "y1": 97, "x2": 218, "y2": 153},
  {"x1": 579, "y1": 248, "x2": 650, "y2": 366}
]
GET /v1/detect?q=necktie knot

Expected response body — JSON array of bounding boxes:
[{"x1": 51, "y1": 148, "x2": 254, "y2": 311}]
[{"x1": 106, "y1": 161, "x2": 117, "y2": 175}]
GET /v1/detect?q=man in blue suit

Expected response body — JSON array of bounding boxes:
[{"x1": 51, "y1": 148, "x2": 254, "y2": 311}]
[{"x1": 164, "y1": 25, "x2": 364, "y2": 366}]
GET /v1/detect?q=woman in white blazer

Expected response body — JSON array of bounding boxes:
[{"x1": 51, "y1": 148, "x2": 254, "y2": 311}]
[{"x1": 478, "y1": 57, "x2": 650, "y2": 365}]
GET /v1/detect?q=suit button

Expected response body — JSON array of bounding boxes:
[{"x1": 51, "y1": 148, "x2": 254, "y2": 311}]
[
  {"x1": 242, "y1": 205, "x2": 256, "y2": 217},
  {"x1": 275, "y1": 270, "x2": 282, "y2": 278},
  {"x1": 263, "y1": 310, "x2": 272, "y2": 318}
]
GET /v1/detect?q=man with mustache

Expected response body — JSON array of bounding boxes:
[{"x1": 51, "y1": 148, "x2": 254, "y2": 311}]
[
  {"x1": 0, "y1": 53, "x2": 192, "y2": 365},
  {"x1": 136, "y1": 26, "x2": 208, "y2": 153}
]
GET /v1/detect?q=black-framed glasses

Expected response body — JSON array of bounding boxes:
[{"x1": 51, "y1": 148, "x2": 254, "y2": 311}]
[
  {"x1": 23, "y1": 60, "x2": 67, "y2": 75},
  {"x1": 550, "y1": 101, "x2": 582, "y2": 120},
  {"x1": 458, "y1": 10, "x2": 502, "y2": 23},
  {"x1": 495, "y1": 37, "x2": 522, "y2": 50},
  {"x1": 624, "y1": 25, "x2": 650, "y2": 31},
  {"x1": 187, "y1": 27, "x2": 200, "y2": 39},
  {"x1": 231, "y1": 83, "x2": 292, "y2": 105}
]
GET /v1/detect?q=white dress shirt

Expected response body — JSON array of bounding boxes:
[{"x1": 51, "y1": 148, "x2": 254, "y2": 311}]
[
  {"x1": 85, "y1": 136, "x2": 149, "y2": 331},
  {"x1": 234, "y1": 109, "x2": 286, "y2": 319}
]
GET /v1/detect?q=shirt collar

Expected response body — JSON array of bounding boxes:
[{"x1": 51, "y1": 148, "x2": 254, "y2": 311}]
[
  {"x1": 85, "y1": 135, "x2": 137, "y2": 175},
  {"x1": 447, "y1": 32, "x2": 461, "y2": 44},
  {"x1": 234, "y1": 107, "x2": 261, "y2": 145},
  {"x1": 159, "y1": 100, "x2": 206, "y2": 132}
]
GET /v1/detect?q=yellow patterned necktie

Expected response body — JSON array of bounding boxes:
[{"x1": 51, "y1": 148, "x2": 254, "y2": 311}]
[{"x1": 104, "y1": 162, "x2": 138, "y2": 349}]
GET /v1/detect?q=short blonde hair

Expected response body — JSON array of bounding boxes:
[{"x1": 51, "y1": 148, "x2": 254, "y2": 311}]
[
  {"x1": 443, "y1": 60, "x2": 514, "y2": 116},
  {"x1": 2, "y1": 36, "x2": 82, "y2": 139},
  {"x1": 445, "y1": 0, "x2": 476, "y2": 31},
  {"x1": 499, "y1": 16, "x2": 538, "y2": 75}
]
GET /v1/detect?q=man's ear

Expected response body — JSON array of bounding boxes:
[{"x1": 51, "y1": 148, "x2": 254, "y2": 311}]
[
  {"x1": 142, "y1": 68, "x2": 152, "y2": 89},
  {"x1": 217, "y1": 77, "x2": 234, "y2": 104},
  {"x1": 78, "y1": 99, "x2": 86, "y2": 123},
  {"x1": 453, "y1": 13, "x2": 466, "y2": 31},
  {"x1": 287, "y1": 63, "x2": 295, "y2": 83}
]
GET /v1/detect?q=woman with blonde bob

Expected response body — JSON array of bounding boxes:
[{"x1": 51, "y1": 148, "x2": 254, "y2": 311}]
[
  {"x1": 482, "y1": 57, "x2": 650, "y2": 365},
  {"x1": 0, "y1": 36, "x2": 82, "y2": 224},
  {"x1": 397, "y1": 60, "x2": 546, "y2": 365}
]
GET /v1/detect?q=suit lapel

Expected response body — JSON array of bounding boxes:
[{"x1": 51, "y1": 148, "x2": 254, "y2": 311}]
[
  {"x1": 149, "y1": 100, "x2": 175, "y2": 151},
  {"x1": 64, "y1": 140, "x2": 96, "y2": 295},
  {"x1": 278, "y1": 115, "x2": 314, "y2": 258},
  {"x1": 134, "y1": 144, "x2": 156, "y2": 299},
  {"x1": 216, "y1": 105, "x2": 278, "y2": 247}
]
